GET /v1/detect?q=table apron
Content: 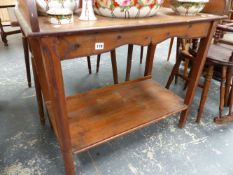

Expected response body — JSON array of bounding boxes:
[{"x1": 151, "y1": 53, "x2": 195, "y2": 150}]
[{"x1": 36, "y1": 21, "x2": 212, "y2": 60}]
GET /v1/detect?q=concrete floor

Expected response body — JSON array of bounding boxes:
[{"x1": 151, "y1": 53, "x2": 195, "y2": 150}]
[{"x1": 1, "y1": 31, "x2": 233, "y2": 175}]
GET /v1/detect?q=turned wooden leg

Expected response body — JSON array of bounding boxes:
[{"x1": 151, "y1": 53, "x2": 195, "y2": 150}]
[
  {"x1": 110, "y1": 49, "x2": 118, "y2": 84},
  {"x1": 96, "y1": 54, "x2": 101, "y2": 73},
  {"x1": 219, "y1": 66, "x2": 227, "y2": 118},
  {"x1": 214, "y1": 72, "x2": 233, "y2": 124},
  {"x1": 140, "y1": 46, "x2": 144, "y2": 64},
  {"x1": 214, "y1": 66, "x2": 228, "y2": 124},
  {"x1": 125, "y1": 44, "x2": 133, "y2": 81},
  {"x1": 0, "y1": 18, "x2": 8, "y2": 46},
  {"x1": 87, "y1": 56, "x2": 92, "y2": 74},
  {"x1": 228, "y1": 77, "x2": 233, "y2": 115},
  {"x1": 167, "y1": 37, "x2": 174, "y2": 61},
  {"x1": 196, "y1": 65, "x2": 214, "y2": 123},
  {"x1": 224, "y1": 66, "x2": 233, "y2": 106},
  {"x1": 31, "y1": 57, "x2": 45, "y2": 125},
  {"x1": 166, "y1": 53, "x2": 182, "y2": 89},
  {"x1": 22, "y1": 35, "x2": 32, "y2": 87}
]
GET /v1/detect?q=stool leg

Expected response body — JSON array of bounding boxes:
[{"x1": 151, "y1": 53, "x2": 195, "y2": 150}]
[
  {"x1": 125, "y1": 44, "x2": 133, "y2": 81},
  {"x1": 228, "y1": 77, "x2": 233, "y2": 115},
  {"x1": 140, "y1": 46, "x2": 144, "y2": 64},
  {"x1": 111, "y1": 49, "x2": 118, "y2": 84},
  {"x1": 22, "y1": 35, "x2": 32, "y2": 87},
  {"x1": 96, "y1": 54, "x2": 101, "y2": 73},
  {"x1": 224, "y1": 66, "x2": 233, "y2": 106},
  {"x1": 87, "y1": 56, "x2": 92, "y2": 74},
  {"x1": 167, "y1": 37, "x2": 174, "y2": 61},
  {"x1": 31, "y1": 57, "x2": 45, "y2": 125},
  {"x1": 0, "y1": 18, "x2": 8, "y2": 46},
  {"x1": 166, "y1": 54, "x2": 182, "y2": 89},
  {"x1": 219, "y1": 66, "x2": 227, "y2": 118},
  {"x1": 196, "y1": 65, "x2": 214, "y2": 123}
]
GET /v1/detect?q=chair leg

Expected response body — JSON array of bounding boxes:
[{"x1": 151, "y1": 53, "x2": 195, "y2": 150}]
[
  {"x1": 110, "y1": 49, "x2": 118, "y2": 84},
  {"x1": 125, "y1": 44, "x2": 133, "y2": 81},
  {"x1": 0, "y1": 18, "x2": 8, "y2": 46},
  {"x1": 31, "y1": 57, "x2": 45, "y2": 125},
  {"x1": 167, "y1": 37, "x2": 174, "y2": 61},
  {"x1": 96, "y1": 54, "x2": 101, "y2": 73},
  {"x1": 87, "y1": 56, "x2": 92, "y2": 74},
  {"x1": 196, "y1": 65, "x2": 214, "y2": 123},
  {"x1": 22, "y1": 35, "x2": 32, "y2": 87},
  {"x1": 166, "y1": 54, "x2": 182, "y2": 89},
  {"x1": 140, "y1": 46, "x2": 144, "y2": 64},
  {"x1": 219, "y1": 66, "x2": 227, "y2": 118}
]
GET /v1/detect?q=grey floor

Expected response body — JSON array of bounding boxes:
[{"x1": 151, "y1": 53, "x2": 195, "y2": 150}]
[{"x1": 1, "y1": 31, "x2": 233, "y2": 175}]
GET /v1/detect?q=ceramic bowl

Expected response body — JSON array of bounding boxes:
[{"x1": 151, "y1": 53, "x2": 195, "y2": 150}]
[
  {"x1": 36, "y1": 0, "x2": 80, "y2": 15},
  {"x1": 94, "y1": 0, "x2": 164, "y2": 18},
  {"x1": 47, "y1": 8, "x2": 73, "y2": 25},
  {"x1": 170, "y1": 0, "x2": 209, "y2": 16}
]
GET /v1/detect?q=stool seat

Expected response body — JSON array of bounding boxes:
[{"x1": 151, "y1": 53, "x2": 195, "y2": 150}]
[
  {"x1": 189, "y1": 44, "x2": 233, "y2": 66},
  {"x1": 207, "y1": 44, "x2": 233, "y2": 66}
]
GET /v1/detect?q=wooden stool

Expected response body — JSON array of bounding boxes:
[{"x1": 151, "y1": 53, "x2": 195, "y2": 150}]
[
  {"x1": 197, "y1": 45, "x2": 233, "y2": 123},
  {"x1": 166, "y1": 44, "x2": 233, "y2": 123}
]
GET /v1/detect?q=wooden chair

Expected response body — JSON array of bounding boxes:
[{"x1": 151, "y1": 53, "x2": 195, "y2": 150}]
[
  {"x1": 0, "y1": 3, "x2": 33, "y2": 88},
  {"x1": 0, "y1": 1, "x2": 20, "y2": 46},
  {"x1": 166, "y1": 24, "x2": 233, "y2": 124},
  {"x1": 96, "y1": 44, "x2": 145, "y2": 82}
]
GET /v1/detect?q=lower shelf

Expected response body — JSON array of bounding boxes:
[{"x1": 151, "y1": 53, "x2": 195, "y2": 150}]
[{"x1": 66, "y1": 78, "x2": 187, "y2": 153}]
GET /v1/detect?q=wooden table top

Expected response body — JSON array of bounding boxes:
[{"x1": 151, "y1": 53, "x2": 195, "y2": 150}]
[{"x1": 16, "y1": 7, "x2": 224, "y2": 37}]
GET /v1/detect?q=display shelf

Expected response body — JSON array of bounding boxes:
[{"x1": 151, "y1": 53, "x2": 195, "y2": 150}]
[{"x1": 65, "y1": 78, "x2": 187, "y2": 153}]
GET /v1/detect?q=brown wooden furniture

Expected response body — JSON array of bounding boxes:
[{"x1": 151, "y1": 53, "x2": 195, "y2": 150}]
[
  {"x1": 0, "y1": 1, "x2": 32, "y2": 87},
  {"x1": 16, "y1": 0, "x2": 223, "y2": 174},
  {"x1": 96, "y1": 44, "x2": 144, "y2": 81},
  {"x1": 166, "y1": 24, "x2": 233, "y2": 124},
  {"x1": 195, "y1": 24, "x2": 233, "y2": 124},
  {"x1": 0, "y1": 0, "x2": 20, "y2": 46},
  {"x1": 163, "y1": 0, "x2": 231, "y2": 62}
]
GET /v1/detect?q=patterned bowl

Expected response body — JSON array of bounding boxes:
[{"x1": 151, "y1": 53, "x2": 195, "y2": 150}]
[
  {"x1": 94, "y1": 0, "x2": 164, "y2": 18},
  {"x1": 170, "y1": 0, "x2": 209, "y2": 16}
]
